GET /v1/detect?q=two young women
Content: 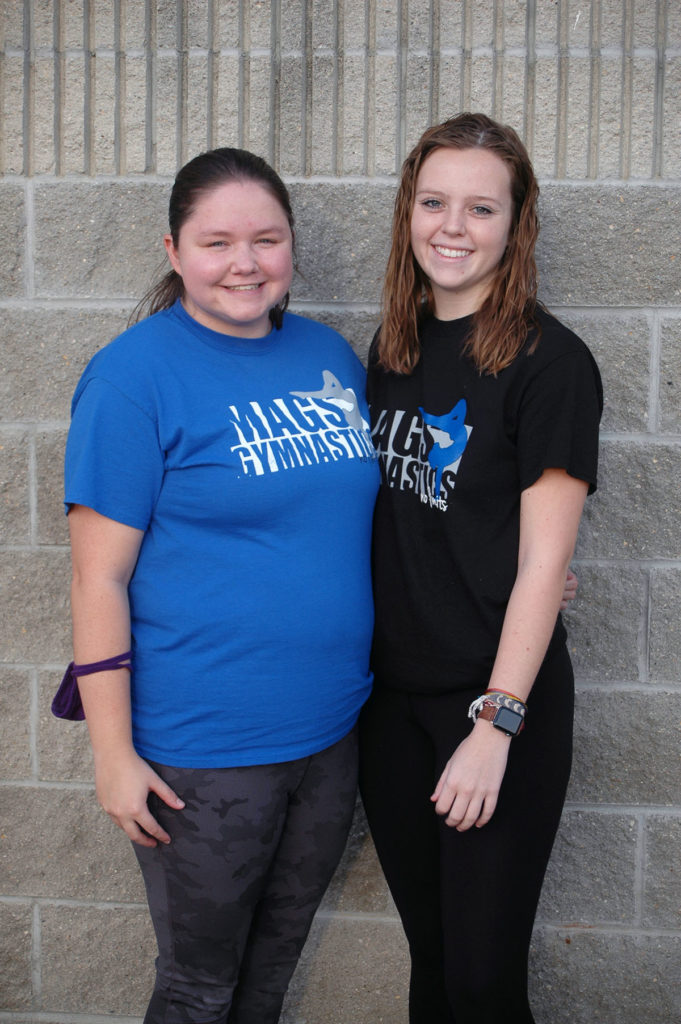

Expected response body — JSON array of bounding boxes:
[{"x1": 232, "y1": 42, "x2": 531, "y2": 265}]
[{"x1": 65, "y1": 113, "x2": 601, "y2": 1024}]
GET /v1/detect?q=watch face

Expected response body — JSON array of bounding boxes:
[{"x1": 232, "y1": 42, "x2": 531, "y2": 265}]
[{"x1": 493, "y1": 706, "x2": 523, "y2": 736}]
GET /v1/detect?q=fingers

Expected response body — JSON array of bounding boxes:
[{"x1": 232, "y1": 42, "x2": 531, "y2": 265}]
[{"x1": 432, "y1": 783, "x2": 497, "y2": 831}]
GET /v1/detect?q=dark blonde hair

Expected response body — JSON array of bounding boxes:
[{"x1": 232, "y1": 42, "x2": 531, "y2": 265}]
[
  {"x1": 130, "y1": 148, "x2": 295, "y2": 326},
  {"x1": 377, "y1": 112, "x2": 541, "y2": 375}
]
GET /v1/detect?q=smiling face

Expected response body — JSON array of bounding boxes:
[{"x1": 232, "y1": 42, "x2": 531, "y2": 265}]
[
  {"x1": 410, "y1": 146, "x2": 514, "y2": 320},
  {"x1": 164, "y1": 179, "x2": 294, "y2": 338}
]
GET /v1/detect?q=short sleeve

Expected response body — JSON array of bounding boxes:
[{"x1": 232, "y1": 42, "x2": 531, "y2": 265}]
[
  {"x1": 64, "y1": 377, "x2": 165, "y2": 529},
  {"x1": 516, "y1": 347, "x2": 603, "y2": 494}
]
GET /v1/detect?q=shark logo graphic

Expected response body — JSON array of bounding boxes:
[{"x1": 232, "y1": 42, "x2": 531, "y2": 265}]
[
  {"x1": 419, "y1": 398, "x2": 471, "y2": 498},
  {"x1": 291, "y1": 371, "x2": 370, "y2": 432}
]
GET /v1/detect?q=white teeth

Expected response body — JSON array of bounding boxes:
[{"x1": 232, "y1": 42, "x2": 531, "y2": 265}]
[
  {"x1": 227, "y1": 284, "x2": 261, "y2": 291},
  {"x1": 434, "y1": 246, "x2": 470, "y2": 258}
]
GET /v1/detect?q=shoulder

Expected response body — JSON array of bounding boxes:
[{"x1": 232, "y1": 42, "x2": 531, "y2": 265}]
[
  {"x1": 518, "y1": 308, "x2": 603, "y2": 412},
  {"x1": 282, "y1": 312, "x2": 365, "y2": 371}
]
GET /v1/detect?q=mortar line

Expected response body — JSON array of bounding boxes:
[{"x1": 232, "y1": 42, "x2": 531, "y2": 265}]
[
  {"x1": 146, "y1": 0, "x2": 156, "y2": 170},
  {"x1": 633, "y1": 809, "x2": 646, "y2": 927},
  {"x1": 32, "y1": 901, "x2": 42, "y2": 1005}
]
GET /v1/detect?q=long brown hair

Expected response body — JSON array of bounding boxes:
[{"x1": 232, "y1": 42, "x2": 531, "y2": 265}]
[
  {"x1": 129, "y1": 148, "x2": 296, "y2": 327},
  {"x1": 377, "y1": 112, "x2": 541, "y2": 375}
]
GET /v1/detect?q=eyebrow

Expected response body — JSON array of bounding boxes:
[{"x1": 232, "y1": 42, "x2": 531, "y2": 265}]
[
  {"x1": 195, "y1": 225, "x2": 289, "y2": 238},
  {"x1": 414, "y1": 188, "x2": 503, "y2": 204}
]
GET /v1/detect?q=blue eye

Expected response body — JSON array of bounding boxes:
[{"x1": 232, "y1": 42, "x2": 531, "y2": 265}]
[
  {"x1": 421, "y1": 198, "x2": 442, "y2": 209},
  {"x1": 473, "y1": 205, "x2": 493, "y2": 216}
]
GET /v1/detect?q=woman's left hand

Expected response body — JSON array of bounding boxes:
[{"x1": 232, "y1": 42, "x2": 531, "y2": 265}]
[{"x1": 431, "y1": 721, "x2": 511, "y2": 830}]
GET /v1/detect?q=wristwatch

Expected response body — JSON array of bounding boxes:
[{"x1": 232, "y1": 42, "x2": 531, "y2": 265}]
[{"x1": 477, "y1": 701, "x2": 525, "y2": 737}]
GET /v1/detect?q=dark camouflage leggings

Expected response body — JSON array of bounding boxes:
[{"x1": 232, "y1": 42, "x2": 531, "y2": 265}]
[{"x1": 134, "y1": 728, "x2": 358, "y2": 1024}]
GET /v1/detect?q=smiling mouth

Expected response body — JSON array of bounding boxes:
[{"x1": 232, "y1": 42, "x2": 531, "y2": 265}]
[
  {"x1": 224, "y1": 283, "x2": 263, "y2": 291},
  {"x1": 434, "y1": 246, "x2": 471, "y2": 258}
]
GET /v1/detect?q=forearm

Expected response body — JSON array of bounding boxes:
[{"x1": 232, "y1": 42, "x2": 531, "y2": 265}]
[
  {"x1": 486, "y1": 557, "x2": 570, "y2": 703},
  {"x1": 70, "y1": 572, "x2": 135, "y2": 759}
]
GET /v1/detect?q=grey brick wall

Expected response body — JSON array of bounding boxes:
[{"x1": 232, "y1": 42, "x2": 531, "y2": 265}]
[{"x1": 1, "y1": 2, "x2": 679, "y2": 1021}]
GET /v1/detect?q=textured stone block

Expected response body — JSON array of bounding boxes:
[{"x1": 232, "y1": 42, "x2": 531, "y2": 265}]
[
  {"x1": 34, "y1": 183, "x2": 168, "y2": 298},
  {"x1": 0, "y1": 668, "x2": 32, "y2": 780},
  {"x1": 569, "y1": 690, "x2": 681, "y2": 805},
  {"x1": 185, "y1": 54, "x2": 212, "y2": 161},
  {"x1": 530, "y1": 927, "x2": 681, "y2": 1024},
  {"x1": 290, "y1": 183, "x2": 394, "y2": 303},
  {"x1": 0, "y1": 430, "x2": 30, "y2": 545},
  {"x1": 155, "y1": 53, "x2": 182, "y2": 175},
  {"x1": 282, "y1": 914, "x2": 409, "y2": 1024},
  {"x1": 660, "y1": 317, "x2": 681, "y2": 433},
  {"x1": 0, "y1": 550, "x2": 71, "y2": 663},
  {"x1": 36, "y1": 429, "x2": 68, "y2": 546},
  {"x1": 0, "y1": 308, "x2": 129, "y2": 422},
  {"x1": 38, "y1": 670, "x2": 95, "y2": 783},
  {"x1": 311, "y1": 54, "x2": 337, "y2": 174},
  {"x1": 537, "y1": 186, "x2": 681, "y2": 307},
  {"x1": 577, "y1": 441, "x2": 681, "y2": 560},
  {"x1": 40, "y1": 904, "x2": 154, "y2": 1014},
  {"x1": 538, "y1": 809, "x2": 637, "y2": 924},
  {"x1": 557, "y1": 311, "x2": 651, "y2": 433},
  {"x1": 244, "y1": 55, "x2": 272, "y2": 159},
  {"x1": 0, "y1": 185, "x2": 25, "y2": 297},
  {"x1": 643, "y1": 814, "x2": 681, "y2": 928},
  {"x1": 121, "y1": 54, "x2": 149, "y2": 174},
  {"x1": 1, "y1": 56, "x2": 25, "y2": 174},
  {"x1": 322, "y1": 799, "x2": 393, "y2": 914},
  {"x1": 564, "y1": 564, "x2": 646, "y2": 682},
  {"x1": 649, "y1": 569, "x2": 681, "y2": 684},
  {"x1": 0, "y1": 902, "x2": 32, "y2": 1010},
  {"x1": 373, "y1": 55, "x2": 400, "y2": 174},
  {"x1": 1, "y1": 786, "x2": 145, "y2": 901},
  {"x1": 33, "y1": 56, "x2": 57, "y2": 174},
  {"x1": 662, "y1": 58, "x2": 681, "y2": 177},
  {"x1": 92, "y1": 54, "x2": 117, "y2": 175},
  {"x1": 62, "y1": 55, "x2": 87, "y2": 174}
]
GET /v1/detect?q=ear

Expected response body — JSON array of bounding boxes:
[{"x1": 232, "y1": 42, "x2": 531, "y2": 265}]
[{"x1": 164, "y1": 234, "x2": 182, "y2": 276}]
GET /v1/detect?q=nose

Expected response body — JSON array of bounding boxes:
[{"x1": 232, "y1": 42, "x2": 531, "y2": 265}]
[
  {"x1": 442, "y1": 206, "x2": 465, "y2": 235},
  {"x1": 229, "y1": 242, "x2": 258, "y2": 273}
]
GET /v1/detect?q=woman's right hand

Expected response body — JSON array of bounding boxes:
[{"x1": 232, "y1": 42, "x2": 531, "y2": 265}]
[{"x1": 94, "y1": 749, "x2": 185, "y2": 847}]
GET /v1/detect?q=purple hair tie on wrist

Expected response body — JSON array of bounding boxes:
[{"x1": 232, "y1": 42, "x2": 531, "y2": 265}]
[{"x1": 51, "y1": 650, "x2": 132, "y2": 721}]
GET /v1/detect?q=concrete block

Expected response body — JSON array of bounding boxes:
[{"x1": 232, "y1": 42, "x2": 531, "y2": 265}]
[
  {"x1": 155, "y1": 53, "x2": 182, "y2": 175},
  {"x1": 40, "y1": 904, "x2": 154, "y2": 1014},
  {"x1": 0, "y1": 549, "x2": 71, "y2": 663},
  {"x1": 247, "y1": 0, "x2": 273, "y2": 48},
  {"x1": 93, "y1": 1, "x2": 116, "y2": 49},
  {"x1": 501, "y1": 0, "x2": 527, "y2": 48},
  {"x1": 0, "y1": 902, "x2": 32, "y2": 1010},
  {"x1": 63, "y1": 1, "x2": 86, "y2": 48},
  {"x1": 1, "y1": 786, "x2": 145, "y2": 901},
  {"x1": 312, "y1": 0, "x2": 337, "y2": 49},
  {"x1": 0, "y1": 308, "x2": 129, "y2": 422},
  {"x1": 1, "y1": 55, "x2": 25, "y2": 174},
  {"x1": 0, "y1": 185, "x2": 25, "y2": 297},
  {"x1": 0, "y1": 2, "x2": 24, "y2": 47},
  {"x1": 34, "y1": 183, "x2": 168, "y2": 298},
  {"x1": 375, "y1": 0, "x2": 400, "y2": 50},
  {"x1": 343, "y1": 0, "x2": 369, "y2": 49},
  {"x1": 662, "y1": 58, "x2": 681, "y2": 178},
  {"x1": 537, "y1": 186, "x2": 681, "y2": 307},
  {"x1": 374, "y1": 55, "x2": 399, "y2": 175},
  {"x1": 31, "y1": 1, "x2": 55, "y2": 47},
  {"x1": 290, "y1": 183, "x2": 394, "y2": 303},
  {"x1": 643, "y1": 814, "x2": 681, "y2": 928},
  {"x1": 630, "y1": 56, "x2": 657, "y2": 179},
  {"x1": 62, "y1": 55, "x2": 87, "y2": 175},
  {"x1": 577, "y1": 441, "x2": 681, "y2": 560},
  {"x1": 438, "y1": 55, "x2": 464, "y2": 124},
  {"x1": 92, "y1": 53, "x2": 117, "y2": 175},
  {"x1": 470, "y1": 0, "x2": 494, "y2": 48},
  {"x1": 0, "y1": 430, "x2": 30, "y2": 545},
  {"x1": 649, "y1": 569, "x2": 681, "y2": 683},
  {"x1": 564, "y1": 565, "x2": 646, "y2": 682},
  {"x1": 33, "y1": 56, "x2": 57, "y2": 174},
  {"x1": 633, "y1": 0, "x2": 658, "y2": 46},
  {"x1": 321, "y1": 799, "x2": 393, "y2": 914},
  {"x1": 311, "y1": 54, "x2": 337, "y2": 174},
  {"x1": 244, "y1": 55, "x2": 272, "y2": 158},
  {"x1": 36, "y1": 429, "x2": 68, "y2": 546},
  {"x1": 660, "y1": 317, "x2": 681, "y2": 433},
  {"x1": 565, "y1": 61, "x2": 592, "y2": 178},
  {"x1": 557, "y1": 311, "x2": 651, "y2": 433},
  {"x1": 186, "y1": 0, "x2": 212, "y2": 48},
  {"x1": 185, "y1": 55, "x2": 212, "y2": 160},
  {"x1": 470, "y1": 57, "x2": 496, "y2": 131},
  {"x1": 530, "y1": 927, "x2": 681, "y2": 1024},
  {"x1": 0, "y1": 668, "x2": 32, "y2": 780},
  {"x1": 569, "y1": 690, "x2": 681, "y2": 805},
  {"x1": 216, "y1": 0, "x2": 242, "y2": 49},
  {"x1": 534, "y1": 0, "x2": 559, "y2": 45},
  {"x1": 39, "y1": 670, "x2": 95, "y2": 783},
  {"x1": 282, "y1": 914, "x2": 409, "y2": 1024},
  {"x1": 406, "y1": 54, "x2": 437, "y2": 148},
  {"x1": 538, "y1": 809, "x2": 638, "y2": 924},
  {"x1": 341, "y1": 53, "x2": 369, "y2": 175},
  {"x1": 121, "y1": 54, "x2": 149, "y2": 174},
  {"x1": 156, "y1": 0, "x2": 180, "y2": 49},
  {"x1": 598, "y1": 58, "x2": 625, "y2": 179},
  {"x1": 214, "y1": 54, "x2": 241, "y2": 153}
]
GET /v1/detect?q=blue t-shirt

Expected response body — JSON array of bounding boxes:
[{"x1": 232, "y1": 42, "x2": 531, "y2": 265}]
[{"x1": 65, "y1": 301, "x2": 379, "y2": 767}]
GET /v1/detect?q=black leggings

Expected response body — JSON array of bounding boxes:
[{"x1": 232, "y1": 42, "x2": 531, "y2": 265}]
[
  {"x1": 358, "y1": 646, "x2": 574, "y2": 1024},
  {"x1": 134, "y1": 729, "x2": 358, "y2": 1024}
]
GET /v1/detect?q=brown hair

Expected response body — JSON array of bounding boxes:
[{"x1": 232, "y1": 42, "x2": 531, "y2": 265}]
[
  {"x1": 377, "y1": 112, "x2": 541, "y2": 375},
  {"x1": 130, "y1": 148, "x2": 295, "y2": 327}
]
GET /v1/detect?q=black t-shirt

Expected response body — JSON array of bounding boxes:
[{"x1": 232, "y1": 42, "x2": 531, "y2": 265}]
[{"x1": 368, "y1": 308, "x2": 603, "y2": 694}]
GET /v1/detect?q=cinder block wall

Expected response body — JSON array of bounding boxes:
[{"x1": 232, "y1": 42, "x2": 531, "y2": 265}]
[{"x1": 1, "y1": 2, "x2": 680, "y2": 1021}]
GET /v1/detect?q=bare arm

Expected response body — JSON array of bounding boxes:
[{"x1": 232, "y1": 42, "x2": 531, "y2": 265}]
[
  {"x1": 69, "y1": 504, "x2": 184, "y2": 846},
  {"x1": 431, "y1": 468, "x2": 589, "y2": 831}
]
